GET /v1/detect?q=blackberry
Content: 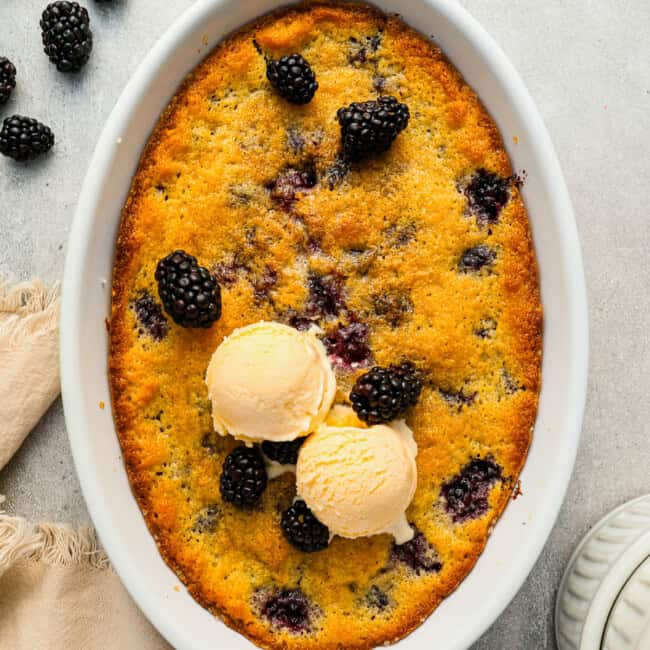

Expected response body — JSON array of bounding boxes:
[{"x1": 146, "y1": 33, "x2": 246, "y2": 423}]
[
  {"x1": 133, "y1": 292, "x2": 167, "y2": 341},
  {"x1": 441, "y1": 457, "x2": 503, "y2": 522},
  {"x1": 307, "y1": 272, "x2": 345, "y2": 318},
  {"x1": 268, "y1": 166, "x2": 316, "y2": 209},
  {"x1": 391, "y1": 528, "x2": 442, "y2": 574},
  {"x1": 259, "y1": 588, "x2": 314, "y2": 632},
  {"x1": 365, "y1": 585, "x2": 390, "y2": 610},
  {"x1": 281, "y1": 500, "x2": 329, "y2": 553},
  {"x1": 323, "y1": 320, "x2": 371, "y2": 369},
  {"x1": 0, "y1": 115, "x2": 55, "y2": 162},
  {"x1": 350, "y1": 362, "x2": 422, "y2": 424},
  {"x1": 337, "y1": 96, "x2": 409, "y2": 161},
  {"x1": 220, "y1": 446, "x2": 268, "y2": 507},
  {"x1": 261, "y1": 437, "x2": 306, "y2": 465},
  {"x1": 40, "y1": 2, "x2": 93, "y2": 73},
  {"x1": 372, "y1": 290, "x2": 413, "y2": 327},
  {"x1": 155, "y1": 250, "x2": 221, "y2": 328},
  {"x1": 439, "y1": 388, "x2": 476, "y2": 411},
  {"x1": 0, "y1": 58, "x2": 17, "y2": 105},
  {"x1": 458, "y1": 245, "x2": 496, "y2": 273},
  {"x1": 461, "y1": 168, "x2": 511, "y2": 226},
  {"x1": 265, "y1": 53, "x2": 318, "y2": 105}
]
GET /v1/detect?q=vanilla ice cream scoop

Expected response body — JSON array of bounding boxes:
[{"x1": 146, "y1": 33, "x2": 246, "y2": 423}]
[
  {"x1": 206, "y1": 321, "x2": 336, "y2": 443},
  {"x1": 296, "y1": 409, "x2": 417, "y2": 544}
]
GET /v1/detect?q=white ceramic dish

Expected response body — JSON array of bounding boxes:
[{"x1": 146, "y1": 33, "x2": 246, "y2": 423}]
[{"x1": 60, "y1": 1, "x2": 588, "y2": 648}]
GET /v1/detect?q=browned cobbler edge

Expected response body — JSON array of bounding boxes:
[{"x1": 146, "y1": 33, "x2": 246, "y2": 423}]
[{"x1": 109, "y1": 2, "x2": 542, "y2": 648}]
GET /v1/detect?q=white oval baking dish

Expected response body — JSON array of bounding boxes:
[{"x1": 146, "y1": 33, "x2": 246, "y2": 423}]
[{"x1": 60, "y1": 1, "x2": 588, "y2": 648}]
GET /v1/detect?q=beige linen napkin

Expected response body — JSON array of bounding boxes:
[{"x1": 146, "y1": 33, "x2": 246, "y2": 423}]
[
  {"x1": 0, "y1": 279, "x2": 170, "y2": 650},
  {"x1": 0, "y1": 280, "x2": 60, "y2": 470}
]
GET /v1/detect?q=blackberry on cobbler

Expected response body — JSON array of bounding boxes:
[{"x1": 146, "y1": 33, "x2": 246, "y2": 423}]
[
  {"x1": 0, "y1": 58, "x2": 17, "y2": 105},
  {"x1": 220, "y1": 446, "x2": 268, "y2": 507},
  {"x1": 350, "y1": 362, "x2": 422, "y2": 424},
  {"x1": 281, "y1": 500, "x2": 329, "y2": 552},
  {"x1": 261, "y1": 437, "x2": 306, "y2": 465},
  {"x1": 0, "y1": 115, "x2": 55, "y2": 162},
  {"x1": 337, "y1": 96, "x2": 409, "y2": 161},
  {"x1": 40, "y1": 2, "x2": 93, "y2": 73},
  {"x1": 265, "y1": 53, "x2": 318, "y2": 104},
  {"x1": 155, "y1": 250, "x2": 222, "y2": 328}
]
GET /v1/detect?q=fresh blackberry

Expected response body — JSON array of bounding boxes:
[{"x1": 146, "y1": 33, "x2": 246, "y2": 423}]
[
  {"x1": 40, "y1": 2, "x2": 93, "y2": 73},
  {"x1": 281, "y1": 500, "x2": 329, "y2": 553},
  {"x1": 261, "y1": 437, "x2": 306, "y2": 465},
  {"x1": 155, "y1": 250, "x2": 221, "y2": 328},
  {"x1": 0, "y1": 115, "x2": 55, "y2": 162},
  {"x1": 337, "y1": 96, "x2": 409, "y2": 161},
  {"x1": 350, "y1": 362, "x2": 422, "y2": 424},
  {"x1": 220, "y1": 446, "x2": 268, "y2": 507},
  {"x1": 266, "y1": 53, "x2": 318, "y2": 105},
  {"x1": 0, "y1": 58, "x2": 17, "y2": 105}
]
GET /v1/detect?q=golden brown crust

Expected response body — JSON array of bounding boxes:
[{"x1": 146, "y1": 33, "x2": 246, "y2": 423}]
[{"x1": 109, "y1": 2, "x2": 542, "y2": 648}]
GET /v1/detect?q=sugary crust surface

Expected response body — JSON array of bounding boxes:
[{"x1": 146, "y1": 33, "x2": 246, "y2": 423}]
[{"x1": 109, "y1": 2, "x2": 542, "y2": 648}]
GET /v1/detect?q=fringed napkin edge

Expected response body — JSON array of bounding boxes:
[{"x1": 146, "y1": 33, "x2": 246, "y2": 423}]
[
  {"x1": 0, "y1": 496, "x2": 109, "y2": 577},
  {"x1": 0, "y1": 278, "x2": 61, "y2": 351}
]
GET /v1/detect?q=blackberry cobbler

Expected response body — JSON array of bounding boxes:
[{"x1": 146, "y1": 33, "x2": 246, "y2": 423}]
[{"x1": 109, "y1": 3, "x2": 541, "y2": 648}]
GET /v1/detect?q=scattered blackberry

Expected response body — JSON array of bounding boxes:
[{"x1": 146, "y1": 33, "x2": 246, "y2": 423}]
[
  {"x1": 286, "y1": 310, "x2": 317, "y2": 332},
  {"x1": 461, "y1": 168, "x2": 511, "y2": 226},
  {"x1": 132, "y1": 292, "x2": 167, "y2": 341},
  {"x1": 40, "y1": 2, "x2": 93, "y2": 73},
  {"x1": 262, "y1": 437, "x2": 306, "y2": 465},
  {"x1": 307, "y1": 272, "x2": 346, "y2": 318},
  {"x1": 441, "y1": 457, "x2": 503, "y2": 522},
  {"x1": 350, "y1": 362, "x2": 422, "y2": 424},
  {"x1": 372, "y1": 290, "x2": 413, "y2": 327},
  {"x1": 155, "y1": 250, "x2": 222, "y2": 328},
  {"x1": 458, "y1": 245, "x2": 496, "y2": 273},
  {"x1": 0, "y1": 58, "x2": 17, "y2": 105},
  {"x1": 0, "y1": 115, "x2": 55, "y2": 162},
  {"x1": 324, "y1": 156, "x2": 350, "y2": 188},
  {"x1": 258, "y1": 588, "x2": 314, "y2": 632},
  {"x1": 287, "y1": 126, "x2": 306, "y2": 154},
  {"x1": 220, "y1": 446, "x2": 268, "y2": 507},
  {"x1": 323, "y1": 320, "x2": 371, "y2": 369},
  {"x1": 502, "y1": 369, "x2": 523, "y2": 394},
  {"x1": 268, "y1": 166, "x2": 316, "y2": 209},
  {"x1": 281, "y1": 500, "x2": 330, "y2": 553},
  {"x1": 337, "y1": 96, "x2": 409, "y2": 161},
  {"x1": 265, "y1": 53, "x2": 318, "y2": 105},
  {"x1": 391, "y1": 528, "x2": 442, "y2": 575},
  {"x1": 365, "y1": 585, "x2": 390, "y2": 610},
  {"x1": 439, "y1": 388, "x2": 477, "y2": 412},
  {"x1": 252, "y1": 266, "x2": 278, "y2": 303}
]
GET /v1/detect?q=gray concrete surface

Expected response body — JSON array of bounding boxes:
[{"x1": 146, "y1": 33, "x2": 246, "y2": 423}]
[{"x1": 1, "y1": 1, "x2": 649, "y2": 648}]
